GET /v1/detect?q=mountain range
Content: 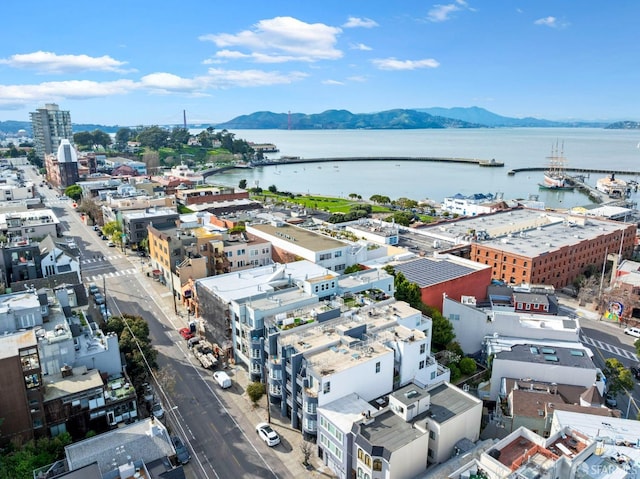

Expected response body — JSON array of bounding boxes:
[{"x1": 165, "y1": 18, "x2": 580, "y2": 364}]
[{"x1": 0, "y1": 107, "x2": 631, "y2": 135}]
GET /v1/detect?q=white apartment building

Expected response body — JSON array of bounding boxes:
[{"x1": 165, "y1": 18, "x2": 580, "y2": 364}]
[
  {"x1": 443, "y1": 295, "x2": 581, "y2": 355},
  {"x1": 0, "y1": 209, "x2": 59, "y2": 242},
  {"x1": 247, "y1": 221, "x2": 355, "y2": 273}
]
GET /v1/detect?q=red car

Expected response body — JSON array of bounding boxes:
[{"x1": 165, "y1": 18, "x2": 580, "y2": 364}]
[{"x1": 179, "y1": 328, "x2": 194, "y2": 340}]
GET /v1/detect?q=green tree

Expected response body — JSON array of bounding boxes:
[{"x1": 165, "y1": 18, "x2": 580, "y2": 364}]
[
  {"x1": 344, "y1": 264, "x2": 363, "y2": 274},
  {"x1": 268, "y1": 184, "x2": 278, "y2": 193},
  {"x1": 102, "y1": 220, "x2": 123, "y2": 240},
  {"x1": 395, "y1": 197, "x2": 419, "y2": 209},
  {"x1": 394, "y1": 272, "x2": 421, "y2": 308},
  {"x1": 137, "y1": 126, "x2": 169, "y2": 150},
  {"x1": 459, "y1": 357, "x2": 477, "y2": 375},
  {"x1": 385, "y1": 211, "x2": 415, "y2": 226},
  {"x1": 103, "y1": 315, "x2": 158, "y2": 386},
  {"x1": 239, "y1": 179, "x2": 248, "y2": 189},
  {"x1": 115, "y1": 127, "x2": 134, "y2": 150},
  {"x1": 603, "y1": 358, "x2": 634, "y2": 396},
  {"x1": 64, "y1": 184, "x2": 82, "y2": 201},
  {"x1": 73, "y1": 131, "x2": 94, "y2": 149},
  {"x1": 0, "y1": 432, "x2": 72, "y2": 479},
  {"x1": 370, "y1": 194, "x2": 390, "y2": 204},
  {"x1": 246, "y1": 381, "x2": 265, "y2": 407},
  {"x1": 91, "y1": 130, "x2": 112, "y2": 149},
  {"x1": 169, "y1": 127, "x2": 190, "y2": 149}
]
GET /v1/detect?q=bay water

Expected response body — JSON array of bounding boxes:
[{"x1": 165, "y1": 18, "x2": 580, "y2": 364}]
[{"x1": 204, "y1": 128, "x2": 640, "y2": 209}]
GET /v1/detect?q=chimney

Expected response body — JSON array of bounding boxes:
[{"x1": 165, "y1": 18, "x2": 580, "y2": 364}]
[{"x1": 61, "y1": 364, "x2": 73, "y2": 378}]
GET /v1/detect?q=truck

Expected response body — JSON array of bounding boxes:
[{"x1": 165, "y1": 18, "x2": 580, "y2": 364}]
[{"x1": 192, "y1": 339, "x2": 218, "y2": 369}]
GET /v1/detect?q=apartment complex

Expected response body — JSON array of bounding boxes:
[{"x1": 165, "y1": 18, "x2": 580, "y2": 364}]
[{"x1": 30, "y1": 103, "x2": 73, "y2": 160}]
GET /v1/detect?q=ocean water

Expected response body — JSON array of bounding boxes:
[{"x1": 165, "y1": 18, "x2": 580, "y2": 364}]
[{"x1": 202, "y1": 128, "x2": 640, "y2": 209}]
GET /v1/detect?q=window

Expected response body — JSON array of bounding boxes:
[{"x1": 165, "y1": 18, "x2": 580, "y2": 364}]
[
  {"x1": 334, "y1": 251, "x2": 342, "y2": 257},
  {"x1": 428, "y1": 448, "x2": 434, "y2": 458},
  {"x1": 373, "y1": 459, "x2": 382, "y2": 471},
  {"x1": 358, "y1": 448, "x2": 365, "y2": 461},
  {"x1": 420, "y1": 344, "x2": 426, "y2": 354},
  {"x1": 375, "y1": 362, "x2": 381, "y2": 373},
  {"x1": 323, "y1": 381, "x2": 331, "y2": 394},
  {"x1": 429, "y1": 430, "x2": 436, "y2": 439},
  {"x1": 419, "y1": 360, "x2": 425, "y2": 369},
  {"x1": 364, "y1": 455, "x2": 371, "y2": 467}
]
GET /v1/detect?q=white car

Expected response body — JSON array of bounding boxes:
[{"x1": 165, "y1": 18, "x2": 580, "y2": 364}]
[
  {"x1": 256, "y1": 422, "x2": 280, "y2": 447},
  {"x1": 213, "y1": 371, "x2": 232, "y2": 389}
]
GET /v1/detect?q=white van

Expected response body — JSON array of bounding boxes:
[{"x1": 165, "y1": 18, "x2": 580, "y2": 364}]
[
  {"x1": 624, "y1": 327, "x2": 640, "y2": 338},
  {"x1": 213, "y1": 371, "x2": 232, "y2": 389}
]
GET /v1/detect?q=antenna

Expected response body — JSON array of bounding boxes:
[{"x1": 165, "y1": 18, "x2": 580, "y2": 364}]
[{"x1": 183, "y1": 110, "x2": 187, "y2": 129}]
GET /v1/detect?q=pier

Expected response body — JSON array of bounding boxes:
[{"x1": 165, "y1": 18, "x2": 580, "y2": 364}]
[
  {"x1": 201, "y1": 156, "x2": 504, "y2": 179},
  {"x1": 507, "y1": 166, "x2": 640, "y2": 176}
]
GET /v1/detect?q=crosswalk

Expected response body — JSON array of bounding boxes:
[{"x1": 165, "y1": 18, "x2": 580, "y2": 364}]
[
  {"x1": 581, "y1": 334, "x2": 639, "y2": 362},
  {"x1": 81, "y1": 255, "x2": 122, "y2": 265},
  {"x1": 83, "y1": 268, "x2": 138, "y2": 282}
]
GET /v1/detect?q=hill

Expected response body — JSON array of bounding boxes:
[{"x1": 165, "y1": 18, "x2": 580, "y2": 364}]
[{"x1": 214, "y1": 109, "x2": 482, "y2": 130}]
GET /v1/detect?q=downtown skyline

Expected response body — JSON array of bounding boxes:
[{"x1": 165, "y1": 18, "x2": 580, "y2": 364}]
[{"x1": 0, "y1": 1, "x2": 638, "y2": 126}]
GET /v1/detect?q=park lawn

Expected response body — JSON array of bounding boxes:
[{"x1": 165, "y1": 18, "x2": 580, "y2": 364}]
[{"x1": 253, "y1": 192, "x2": 392, "y2": 215}]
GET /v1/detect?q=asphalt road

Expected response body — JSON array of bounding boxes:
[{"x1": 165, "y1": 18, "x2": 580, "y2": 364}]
[{"x1": 24, "y1": 168, "x2": 291, "y2": 479}]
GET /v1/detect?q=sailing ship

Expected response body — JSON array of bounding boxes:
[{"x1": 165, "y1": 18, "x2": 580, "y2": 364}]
[{"x1": 539, "y1": 141, "x2": 573, "y2": 190}]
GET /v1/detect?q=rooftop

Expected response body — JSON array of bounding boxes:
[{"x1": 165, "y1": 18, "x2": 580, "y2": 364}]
[
  {"x1": 318, "y1": 393, "x2": 377, "y2": 433},
  {"x1": 417, "y1": 208, "x2": 633, "y2": 258},
  {"x1": 43, "y1": 366, "x2": 104, "y2": 402},
  {"x1": 495, "y1": 343, "x2": 595, "y2": 369},
  {"x1": 356, "y1": 409, "x2": 425, "y2": 454},
  {"x1": 0, "y1": 329, "x2": 37, "y2": 360},
  {"x1": 423, "y1": 382, "x2": 481, "y2": 424},
  {"x1": 394, "y1": 256, "x2": 487, "y2": 288},
  {"x1": 249, "y1": 222, "x2": 348, "y2": 252}
]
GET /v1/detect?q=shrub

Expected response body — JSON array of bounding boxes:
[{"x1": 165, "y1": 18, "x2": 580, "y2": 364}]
[
  {"x1": 246, "y1": 381, "x2": 265, "y2": 406},
  {"x1": 459, "y1": 357, "x2": 477, "y2": 375}
]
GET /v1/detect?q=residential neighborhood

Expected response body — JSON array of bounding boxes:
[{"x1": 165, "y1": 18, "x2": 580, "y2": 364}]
[{"x1": 1, "y1": 104, "x2": 640, "y2": 479}]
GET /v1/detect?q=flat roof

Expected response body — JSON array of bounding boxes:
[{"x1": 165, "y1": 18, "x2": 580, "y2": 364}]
[
  {"x1": 495, "y1": 343, "x2": 595, "y2": 369},
  {"x1": 196, "y1": 261, "x2": 332, "y2": 303},
  {"x1": 426, "y1": 382, "x2": 481, "y2": 424},
  {"x1": 249, "y1": 222, "x2": 348, "y2": 252},
  {"x1": 319, "y1": 393, "x2": 377, "y2": 433},
  {"x1": 416, "y1": 208, "x2": 632, "y2": 258},
  {"x1": 0, "y1": 329, "x2": 37, "y2": 360},
  {"x1": 553, "y1": 410, "x2": 640, "y2": 444},
  {"x1": 357, "y1": 409, "x2": 424, "y2": 452},
  {"x1": 43, "y1": 366, "x2": 104, "y2": 402}
]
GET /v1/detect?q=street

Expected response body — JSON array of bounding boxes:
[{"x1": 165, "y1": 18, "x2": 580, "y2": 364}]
[{"x1": 26, "y1": 167, "x2": 295, "y2": 479}]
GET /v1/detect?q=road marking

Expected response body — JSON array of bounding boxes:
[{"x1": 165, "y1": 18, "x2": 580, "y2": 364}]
[
  {"x1": 582, "y1": 334, "x2": 638, "y2": 362},
  {"x1": 85, "y1": 269, "x2": 138, "y2": 282}
]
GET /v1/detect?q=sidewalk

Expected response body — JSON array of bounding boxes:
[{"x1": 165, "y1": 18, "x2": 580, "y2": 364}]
[{"x1": 134, "y1": 257, "x2": 334, "y2": 478}]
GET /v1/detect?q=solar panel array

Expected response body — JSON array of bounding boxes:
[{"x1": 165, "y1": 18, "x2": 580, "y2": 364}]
[{"x1": 394, "y1": 257, "x2": 476, "y2": 288}]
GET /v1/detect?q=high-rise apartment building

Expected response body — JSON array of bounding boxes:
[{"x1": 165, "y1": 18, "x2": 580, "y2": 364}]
[{"x1": 30, "y1": 103, "x2": 73, "y2": 160}]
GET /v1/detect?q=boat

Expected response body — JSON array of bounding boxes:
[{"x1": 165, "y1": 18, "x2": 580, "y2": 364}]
[
  {"x1": 596, "y1": 173, "x2": 628, "y2": 198},
  {"x1": 539, "y1": 141, "x2": 574, "y2": 190}
]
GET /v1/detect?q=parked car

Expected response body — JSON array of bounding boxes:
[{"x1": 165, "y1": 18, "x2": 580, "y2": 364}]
[
  {"x1": 99, "y1": 304, "x2": 111, "y2": 318},
  {"x1": 137, "y1": 250, "x2": 147, "y2": 257},
  {"x1": 605, "y1": 394, "x2": 617, "y2": 408},
  {"x1": 624, "y1": 327, "x2": 640, "y2": 338},
  {"x1": 213, "y1": 371, "x2": 232, "y2": 389},
  {"x1": 106, "y1": 240, "x2": 115, "y2": 247},
  {"x1": 179, "y1": 328, "x2": 194, "y2": 340},
  {"x1": 151, "y1": 402, "x2": 165, "y2": 419},
  {"x1": 142, "y1": 383, "x2": 154, "y2": 402},
  {"x1": 172, "y1": 436, "x2": 191, "y2": 464},
  {"x1": 94, "y1": 293, "x2": 105, "y2": 305},
  {"x1": 631, "y1": 366, "x2": 640, "y2": 379},
  {"x1": 88, "y1": 283, "x2": 99, "y2": 295},
  {"x1": 256, "y1": 422, "x2": 280, "y2": 447}
]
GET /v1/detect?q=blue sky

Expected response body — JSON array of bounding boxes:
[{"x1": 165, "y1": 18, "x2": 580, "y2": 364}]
[{"x1": 0, "y1": 1, "x2": 638, "y2": 126}]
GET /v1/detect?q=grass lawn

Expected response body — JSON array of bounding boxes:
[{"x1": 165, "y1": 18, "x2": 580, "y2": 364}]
[{"x1": 252, "y1": 192, "x2": 393, "y2": 214}]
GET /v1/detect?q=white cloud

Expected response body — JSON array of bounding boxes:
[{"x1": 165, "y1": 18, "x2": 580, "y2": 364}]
[
  {"x1": 0, "y1": 79, "x2": 138, "y2": 107},
  {"x1": 534, "y1": 16, "x2": 568, "y2": 28},
  {"x1": 140, "y1": 73, "x2": 211, "y2": 92},
  {"x1": 0, "y1": 51, "x2": 131, "y2": 74},
  {"x1": 204, "y1": 68, "x2": 308, "y2": 87},
  {"x1": 346, "y1": 75, "x2": 368, "y2": 82},
  {"x1": 427, "y1": 0, "x2": 470, "y2": 22},
  {"x1": 350, "y1": 43, "x2": 372, "y2": 51},
  {"x1": 199, "y1": 16, "x2": 342, "y2": 62},
  {"x1": 372, "y1": 57, "x2": 440, "y2": 70},
  {"x1": 342, "y1": 17, "x2": 378, "y2": 28},
  {"x1": 322, "y1": 79, "x2": 344, "y2": 85}
]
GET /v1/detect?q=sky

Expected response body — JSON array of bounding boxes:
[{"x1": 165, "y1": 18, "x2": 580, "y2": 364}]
[{"x1": 0, "y1": 1, "x2": 638, "y2": 126}]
